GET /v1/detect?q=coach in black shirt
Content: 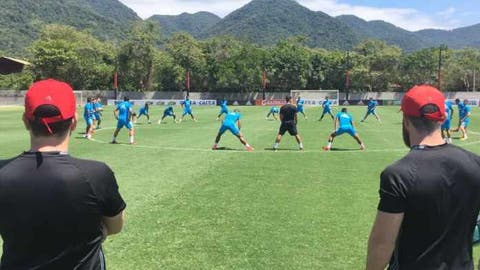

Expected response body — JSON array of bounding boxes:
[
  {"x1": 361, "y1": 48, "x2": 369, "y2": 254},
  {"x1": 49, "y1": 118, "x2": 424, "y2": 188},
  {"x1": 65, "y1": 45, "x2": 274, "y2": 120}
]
[
  {"x1": 366, "y1": 85, "x2": 480, "y2": 270},
  {"x1": 0, "y1": 79, "x2": 126, "y2": 270},
  {"x1": 273, "y1": 95, "x2": 303, "y2": 151}
]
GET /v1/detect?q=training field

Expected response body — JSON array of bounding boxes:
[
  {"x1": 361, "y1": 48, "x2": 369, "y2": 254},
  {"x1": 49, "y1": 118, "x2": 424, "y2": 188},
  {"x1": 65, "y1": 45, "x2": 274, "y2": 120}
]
[{"x1": 1, "y1": 105, "x2": 480, "y2": 269}]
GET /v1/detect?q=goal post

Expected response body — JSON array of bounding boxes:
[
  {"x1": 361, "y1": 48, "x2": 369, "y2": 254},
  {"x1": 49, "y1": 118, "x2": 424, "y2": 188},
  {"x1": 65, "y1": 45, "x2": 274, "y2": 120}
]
[
  {"x1": 73, "y1": 91, "x2": 83, "y2": 107},
  {"x1": 290, "y1": 90, "x2": 339, "y2": 106}
]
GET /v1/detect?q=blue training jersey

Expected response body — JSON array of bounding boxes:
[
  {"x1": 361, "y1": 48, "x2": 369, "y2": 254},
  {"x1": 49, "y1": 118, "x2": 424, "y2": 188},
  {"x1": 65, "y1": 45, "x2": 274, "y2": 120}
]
[
  {"x1": 461, "y1": 105, "x2": 471, "y2": 119},
  {"x1": 323, "y1": 100, "x2": 331, "y2": 109},
  {"x1": 117, "y1": 101, "x2": 132, "y2": 121},
  {"x1": 223, "y1": 112, "x2": 241, "y2": 126},
  {"x1": 93, "y1": 102, "x2": 102, "y2": 112},
  {"x1": 445, "y1": 101, "x2": 453, "y2": 120},
  {"x1": 297, "y1": 99, "x2": 305, "y2": 108},
  {"x1": 221, "y1": 100, "x2": 228, "y2": 109},
  {"x1": 84, "y1": 103, "x2": 94, "y2": 118},
  {"x1": 183, "y1": 99, "x2": 192, "y2": 109},
  {"x1": 458, "y1": 102, "x2": 465, "y2": 116},
  {"x1": 164, "y1": 106, "x2": 173, "y2": 113},
  {"x1": 336, "y1": 112, "x2": 353, "y2": 128},
  {"x1": 367, "y1": 100, "x2": 378, "y2": 110}
]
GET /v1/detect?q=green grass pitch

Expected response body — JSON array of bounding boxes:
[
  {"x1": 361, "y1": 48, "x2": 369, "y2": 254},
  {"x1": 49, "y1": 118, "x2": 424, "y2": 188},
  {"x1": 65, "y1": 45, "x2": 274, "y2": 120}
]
[{"x1": 1, "y1": 104, "x2": 480, "y2": 269}]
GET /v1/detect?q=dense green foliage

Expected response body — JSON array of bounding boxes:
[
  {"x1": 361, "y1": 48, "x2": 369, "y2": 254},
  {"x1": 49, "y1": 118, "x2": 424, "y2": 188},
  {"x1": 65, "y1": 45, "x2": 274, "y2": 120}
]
[
  {"x1": 201, "y1": 0, "x2": 358, "y2": 50},
  {"x1": 148, "y1": 12, "x2": 221, "y2": 39},
  {"x1": 2, "y1": 106, "x2": 480, "y2": 269},
  {"x1": 0, "y1": 0, "x2": 140, "y2": 55}
]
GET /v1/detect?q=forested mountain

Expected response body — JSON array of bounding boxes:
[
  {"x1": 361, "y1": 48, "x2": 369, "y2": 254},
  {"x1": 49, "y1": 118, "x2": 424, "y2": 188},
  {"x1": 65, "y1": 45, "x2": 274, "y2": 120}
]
[
  {"x1": 200, "y1": 0, "x2": 358, "y2": 50},
  {"x1": 148, "y1": 12, "x2": 221, "y2": 38},
  {"x1": 418, "y1": 24, "x2": 480, "y2": 49},
  {"x1": 337, "y1": 15, "x2": 432, "y2": 52},
  {"x1": 0, "y1": 0, "x2": 140, "y2": 54}
]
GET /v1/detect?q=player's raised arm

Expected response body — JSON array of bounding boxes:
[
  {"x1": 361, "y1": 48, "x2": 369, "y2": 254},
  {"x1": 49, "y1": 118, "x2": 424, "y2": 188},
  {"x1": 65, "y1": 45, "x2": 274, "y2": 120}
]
[{"x1": 113, "y1": 107, "x2": 119, "y2": 120}]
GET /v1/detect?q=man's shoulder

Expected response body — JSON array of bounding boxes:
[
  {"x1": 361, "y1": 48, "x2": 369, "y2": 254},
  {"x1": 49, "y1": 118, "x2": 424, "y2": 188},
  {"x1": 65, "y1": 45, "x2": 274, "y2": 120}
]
[
  {"x1": 68, "y1": 156, "x2": 113, "y2": 176},
  {"x1": 0, "y1": 157, "x2": 18, "y2": 170}
]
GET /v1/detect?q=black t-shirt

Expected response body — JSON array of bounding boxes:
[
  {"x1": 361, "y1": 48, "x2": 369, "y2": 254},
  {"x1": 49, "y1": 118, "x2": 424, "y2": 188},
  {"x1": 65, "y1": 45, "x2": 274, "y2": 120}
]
[
  {"x1": 0, "y1": 152, "x2": 126, "y2": 270},
  {"x1": 280, "y1": 103, "x2": 297, "y2": 123},
  {"x1": 378, "y1": 144, "x2": 480, "y2": 270}
]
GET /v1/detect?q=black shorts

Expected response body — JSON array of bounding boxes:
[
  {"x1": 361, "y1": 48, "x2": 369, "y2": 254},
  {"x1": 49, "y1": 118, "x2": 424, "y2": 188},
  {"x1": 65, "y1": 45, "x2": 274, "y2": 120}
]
[{"x1": 279, "y1": 121, "x2": 298, "y2": 136}]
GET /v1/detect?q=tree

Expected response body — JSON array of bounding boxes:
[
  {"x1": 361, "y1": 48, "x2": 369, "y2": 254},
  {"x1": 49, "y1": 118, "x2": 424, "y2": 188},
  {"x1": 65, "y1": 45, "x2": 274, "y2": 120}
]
[
  {"x1": 29, "y1": 24, "x2": 116, "y2": 90},
  {"x1": 118, "y1": 21, "x2": 160, "y2": 91}
]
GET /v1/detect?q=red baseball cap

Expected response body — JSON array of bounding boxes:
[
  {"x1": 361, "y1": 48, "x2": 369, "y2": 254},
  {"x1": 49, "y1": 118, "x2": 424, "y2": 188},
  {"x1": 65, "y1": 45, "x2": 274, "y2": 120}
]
[
  {"x1": 401, "y1": 85, "x2": 445, "y2": 122},
  {"x1": 25, "y1": 79, "x2": 76, "y2": 124}
]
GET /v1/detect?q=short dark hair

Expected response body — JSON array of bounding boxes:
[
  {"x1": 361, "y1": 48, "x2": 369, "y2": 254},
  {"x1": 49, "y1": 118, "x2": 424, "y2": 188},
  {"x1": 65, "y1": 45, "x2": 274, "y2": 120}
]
[
  {"x1": 87, "y1": 97, "x2": 92, "y2": 103},
  {"x1": 124, "y1": 96, "x2": 129, "y2": 102},
  {"x1": 286, "y1": 95, "x2": 292, "y2": 102},
  {"x1": 405, "y1": 104, "x2": 441, "y2": 133},
  {"x1": 341, "y1": 108, "x2": 347, "y2": 113},
  {"x1": 29, "y1": 105, "x2": 73, "y2": 137}
]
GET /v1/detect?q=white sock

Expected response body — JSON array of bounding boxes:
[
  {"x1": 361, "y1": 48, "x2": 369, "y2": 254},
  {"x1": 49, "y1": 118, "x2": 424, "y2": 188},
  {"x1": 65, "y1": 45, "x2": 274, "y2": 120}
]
[
  {"x1": 245, "y1": 143, "x2": 251, "y2": 148},
  {"x1": 130, "y1": 136, "x2": 134, "y2": 144},
  {"x1": 112, "y1": 136, "x2": 116, "y2": 142},
  {"x1": 299, "y1": 143, "x2": 303, "y2": 149},
  {"x1": 327, "y1": 142, "x2": 332, "y2": 148},
  {"x1": 274, "y1": 143, "x2": 279, "y2": 149}
]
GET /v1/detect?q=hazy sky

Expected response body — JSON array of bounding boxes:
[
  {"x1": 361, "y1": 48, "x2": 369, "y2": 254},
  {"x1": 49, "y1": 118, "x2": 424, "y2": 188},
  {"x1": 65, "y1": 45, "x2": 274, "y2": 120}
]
[{"x1": 118, "y1": 0, "x2": 480, "y2": 31}]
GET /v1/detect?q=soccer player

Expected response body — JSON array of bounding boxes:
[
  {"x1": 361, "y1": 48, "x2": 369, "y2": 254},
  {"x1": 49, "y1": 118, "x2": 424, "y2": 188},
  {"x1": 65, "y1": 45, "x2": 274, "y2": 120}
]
[
  {"x1": 212, "y1": 109, "x2": 253, "y2": 151},
  {"x1": 441, "y1": 100, "x2": 454, "y2": 143},
  {"x1": 216, "y1": 98, "x2": 229, "y2": 120},
  {"x1": 159, "y1": 105, "x2": 177, "y2": 123},
  {"x1": 458, "y1": 99, "x2": 471, "y2": 140},
  {"x1": 366, "y1": 85, "x2": 480, "y2": 270},
  {"x1": 112, "y1": 97, "x2": 135, "y2": 144},
  {"x1": 0, "y1": 79, "x2": 125, "y2": 269},
  {"x1": 273, "y1": 95, "x2": 303, "y2": 151},
  {"x1": 266, "y1": 106, "x2": 279, "y2": 120},
  {"x1": 93, "y1": 97, "x2": 103, "y2": 129},
  {"x1": 83, "y1": 97, "x2": 95, "y2": 139},
  {"x1": 319, "y1": 96, "x2": 334, "y2": 121},
  {"x1": 361, "y1": 97, "x2": 381, "y2": 122},
  {"x1": 323, "y1": 108, "x2": 365, "y2": 151},
  {"x1": 136, "y1": 102, "x2": 151, "y2": 124},
  {"x1": 453, "y1": 98, "x2": 465, "y2": 132},
  {"x1": 296, "y1": 96, "x2": 307, "y2": 119},
  {"x1": 180, "y1": 96, "x2": 197, "y2": 122}
]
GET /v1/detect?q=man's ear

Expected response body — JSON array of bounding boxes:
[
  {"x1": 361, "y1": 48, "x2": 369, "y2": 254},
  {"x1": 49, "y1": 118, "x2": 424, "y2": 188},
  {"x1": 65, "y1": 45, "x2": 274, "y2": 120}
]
[
  {"x1": 70, "y1": 113, "x2": 78, "y2": 132},
  {"x1": 22, "y1": 113, "x2": 31, "y2": 131}
]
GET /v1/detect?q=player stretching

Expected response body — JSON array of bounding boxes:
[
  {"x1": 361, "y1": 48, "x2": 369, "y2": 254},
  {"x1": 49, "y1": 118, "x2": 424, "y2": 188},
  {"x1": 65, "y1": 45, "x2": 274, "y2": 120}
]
[
  {"x1": 266, "y1": 106, "x2": 279, "y2": 120},
  {"x1": 136, "y1": 102, "x2": 151, "y2": 124},
  {"x1": 180, "y1": 97, "x2": 197, "y2": 122},
  {"x1": 361, "y1": 97, "x2": 381, "y2": 122},
  {"x1": 112, "y1": 97, "x2": 135, "y2": 144},
  {"x1": 83, "y1": 97, "x2": 95, "y2": 139},
  {"x1": 216, "y1": 98, "x2": 229, "y2": 120},
  {"x1": 458, "y1": 99, "x2": 471, "y2": 140},
  {"x1": 441, "y1": 100, "x2": 454, "y2": 143},
  {"x1": 323, "y1": 108, "x2": 365, "y2": 151},
  {"x1": 159, "y1": 105, "x2": 177, "y2": 123},
  {"x1": 273, "y1": 95, "x2": 303, "y2": 151},
  {"x1": 93, "y1": 97, "x2": 103, "y2": 129},
  {"x1": 319, "y1": 97, "x2": 334, "y2": 121},
  {"x1": 296, "y1": 96, "x2": 307, "y2": 119},
  {"x1": 212, "y1": 109, "x2": 253, "y2": 151}
]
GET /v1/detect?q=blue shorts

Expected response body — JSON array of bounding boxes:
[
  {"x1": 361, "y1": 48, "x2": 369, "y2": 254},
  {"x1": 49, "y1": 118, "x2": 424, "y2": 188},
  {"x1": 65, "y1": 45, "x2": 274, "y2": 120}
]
[
  {"x1": 84, "y1": 116, "x2": 93, "y2": 126},
  {"x1": 335, "y1": 127, "x2": 356, "y2": 137},
  {"x1": 94, "y1": 113, "x2": 101, "y2": 121},
  {"x1": 461, "y1": 118, "x2": 470, "y2": 128},
  {"x1": 323, "y1": 108, "x2": 331, "y2": 114},
  {"x1": 183, "y1": 108, "x2": 192, "y2": 115},
  {"x1": 219, "y1": 123, "x2": 240, "y2": 136},
  {"x1": 297, "y1": 107, "x2": 305, "y2": 113},
  {"x1": 139, "y1": 109, "x2": 148, "y2": 116},
  {"x1": 441, "y1": 119, "x2": 451, "y2": 130},
  {"x1": 117, "y1": 120, "x2": 133, "y2": 130},
  {"x1": 219, "y1": 108, "x2": 229, "y2": 114},
  {"x1": 164, "y1": 111, "x2": 174, "y2": 117},
  {"x1": 367, "y1": 109, "x2": 376, "y2": 115}
]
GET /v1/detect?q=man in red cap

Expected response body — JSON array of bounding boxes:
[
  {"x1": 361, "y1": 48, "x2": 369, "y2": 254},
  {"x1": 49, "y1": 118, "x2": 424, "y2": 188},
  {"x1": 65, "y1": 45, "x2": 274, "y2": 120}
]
[
  {"x1": 0, "y1": 79, "x2": 126, "y2": 269},
  {"x1": 366, "y1": 84, "x2": 480, "y2": 270}
]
